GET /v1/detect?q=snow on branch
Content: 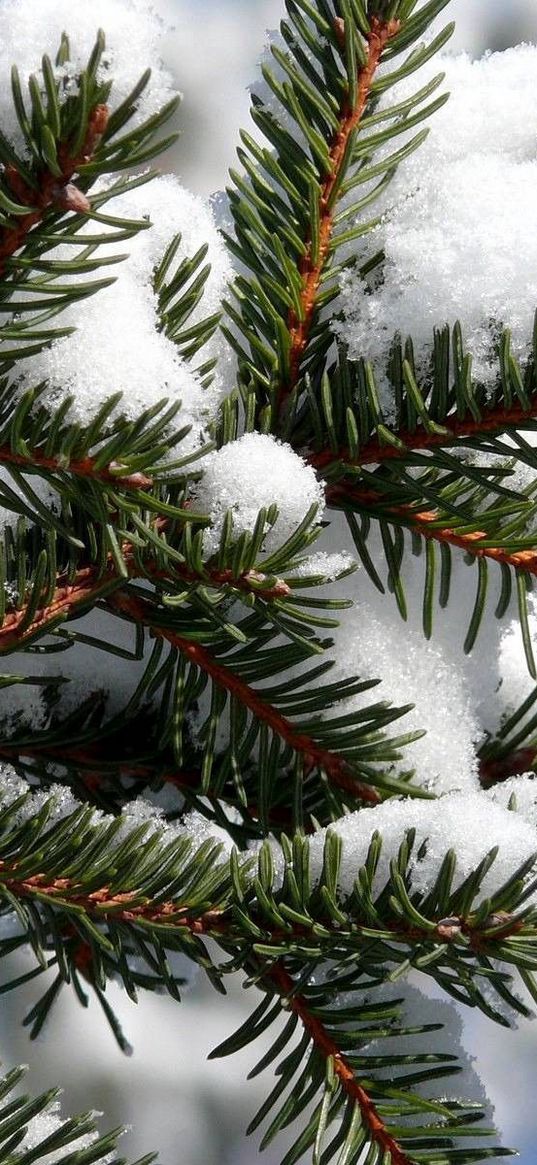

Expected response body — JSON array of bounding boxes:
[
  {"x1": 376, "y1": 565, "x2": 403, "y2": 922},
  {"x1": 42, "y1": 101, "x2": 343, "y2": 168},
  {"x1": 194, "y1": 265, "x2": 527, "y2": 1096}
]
[{"x1": 335, "y1": 46, "x2": 537, "y2": 394}]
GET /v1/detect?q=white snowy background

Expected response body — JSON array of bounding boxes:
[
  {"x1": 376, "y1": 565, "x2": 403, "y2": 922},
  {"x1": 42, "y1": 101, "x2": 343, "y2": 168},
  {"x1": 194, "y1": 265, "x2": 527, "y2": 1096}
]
[{"x1": 2, "y1": 2, "x2": 537, "y2": 1164}]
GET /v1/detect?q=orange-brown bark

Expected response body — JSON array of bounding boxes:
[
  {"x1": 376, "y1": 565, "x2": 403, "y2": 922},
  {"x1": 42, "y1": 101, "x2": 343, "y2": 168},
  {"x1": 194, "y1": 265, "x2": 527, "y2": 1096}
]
[
  {"x1": 278, "y1": 17, "x2": 400, "y2": 415},
  {"x1": 0, "y1": 443, "x2": 153, "y2": 489},
  {"x1": 0, "y1": 557, "x2": 291, "y2": 651},
  {"x1": 327, "y1": 483, "x2": 537, "y2": 577},
  {"x1": 311, "y1": 399, "x2": 537, "y2": 471},
  {"x1": 106, "y1": 589, "x2": 381, "y2": 803},
  {"x1": 268, "y1": 963, "x2": 412, "y2": 1165}
]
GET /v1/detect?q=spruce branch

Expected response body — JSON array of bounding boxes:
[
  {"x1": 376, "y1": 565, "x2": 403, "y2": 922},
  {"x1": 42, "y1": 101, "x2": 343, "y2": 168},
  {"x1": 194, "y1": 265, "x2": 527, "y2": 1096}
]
[
  {"x1": 310, "y1": 400, "x2": 537, "y2": 470},
  {"x1": 278, "y1": 15, "x2": 401, "y2": 419},
  {"x1": 1, "y1": 3, "x2": 537, "y2": 1163},
  {"x1": 0, "y1": 31, "x2": 179, "y2": 347},
  {"x1": 0, "y1": 102, "x2": 109, "y2": 276},
  {"x1": 267, "y1": 962, "x2": 412, "y2": 1165},
  {"x1": 2, "y1": 787, "x2": 537, "y2": 1014},
  {"x1": 225, "y1": 0, "x2": 452, "y2": 427},
  {"x1": 105, "y1": 587, "x2": 421, "y2": 807},
  {"x1": 0, "y1": 786, "x2": 524, "y2": 1160},
  {"x1": 327, "y1": 483, "x2": 537, "y2": 576}
]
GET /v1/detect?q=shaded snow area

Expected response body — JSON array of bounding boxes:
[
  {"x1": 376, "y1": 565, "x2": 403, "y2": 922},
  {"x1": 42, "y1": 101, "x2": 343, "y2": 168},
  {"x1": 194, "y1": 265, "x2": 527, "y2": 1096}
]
[{"x1": 334, "y1": 46, "x2": 537, "y2": 394}]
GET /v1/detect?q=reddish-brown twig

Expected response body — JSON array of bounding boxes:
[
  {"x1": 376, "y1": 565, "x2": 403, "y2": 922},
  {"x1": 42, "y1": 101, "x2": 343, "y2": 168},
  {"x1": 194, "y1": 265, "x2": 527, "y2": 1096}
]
[
  {"x1": 0, "y1": 443, "x2": 153, "y2": 490},
  {"x1": 0, "y1": 554, "x2": 291, "y2": 652},
  {"x1": 277, "y1": 17, "x2": 400, "y2": 417},
  {"x1": 310, "y1": 399, "x2": 537, "y2": 471},
  {"x1": 106, "y1": 589, "x2": 381, "y2": 804},
  {"x1": 268, "y1": 963, "x2": 412, "y2": 1165},
  {"x1": 327, "y1": 482, "x2": 537, "y2": 577}
]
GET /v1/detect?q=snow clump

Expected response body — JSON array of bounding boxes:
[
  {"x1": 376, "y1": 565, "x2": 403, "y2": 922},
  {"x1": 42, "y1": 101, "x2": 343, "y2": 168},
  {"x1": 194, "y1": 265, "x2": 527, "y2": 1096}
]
[
  {"x1": 13, "y1": 175, "x2": 233, "y2": 449},
  {"x1": 327, "y1": 601, "x2": 481, "y2": 795},
  {"x1": 306, "y1": 791, "x2": 537, "y2": 900},
  {"x1": 335, "y1": 46, "x2": 537, "y2": 390},
  {"x1": 190, "y1": 432, "x2": 325, "y2": 556}
]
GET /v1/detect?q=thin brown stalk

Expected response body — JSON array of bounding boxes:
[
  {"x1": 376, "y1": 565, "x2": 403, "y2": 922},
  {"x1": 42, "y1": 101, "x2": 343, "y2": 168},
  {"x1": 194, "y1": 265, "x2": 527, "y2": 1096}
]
[
  {"x1": 277, "y1": 16, "x2": 400, "y2": 416},
  {"x1": 106, "y1": 589, "x2": 381, "y2": 804},
  {"x1": 268, "y1": 963, "x2": 413, "y2": 1165}
]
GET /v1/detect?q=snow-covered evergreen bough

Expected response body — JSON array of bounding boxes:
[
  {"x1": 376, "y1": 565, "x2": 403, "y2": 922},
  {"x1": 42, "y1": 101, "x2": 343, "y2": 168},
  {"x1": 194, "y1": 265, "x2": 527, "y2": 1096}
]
[{"x1": 0, "y1": 0, "x2": 536, "y2": 1161}]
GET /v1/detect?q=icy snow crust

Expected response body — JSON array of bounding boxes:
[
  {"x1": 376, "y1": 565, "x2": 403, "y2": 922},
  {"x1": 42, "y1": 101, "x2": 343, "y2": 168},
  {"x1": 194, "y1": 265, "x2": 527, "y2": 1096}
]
[{"x1": 335, "y1": 46, "x2": 537, "y2": 389}]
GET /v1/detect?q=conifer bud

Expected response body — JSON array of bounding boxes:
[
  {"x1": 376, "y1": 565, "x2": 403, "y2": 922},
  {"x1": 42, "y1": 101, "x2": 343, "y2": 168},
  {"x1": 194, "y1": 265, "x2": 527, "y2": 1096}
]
[{"x1": 51, "y1": 182, "x2": 91, "y2": 213}]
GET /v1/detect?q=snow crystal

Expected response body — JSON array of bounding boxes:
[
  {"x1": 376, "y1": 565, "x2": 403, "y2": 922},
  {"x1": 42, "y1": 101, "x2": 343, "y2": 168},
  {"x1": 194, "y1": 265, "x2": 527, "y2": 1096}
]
[
  {"x1": 117, "y1": 798, "x2": 233, "y2": 851},
  {"x1": 0, "y1": 766, "x2": 91, "y2": 829},
  {"x1": 180, "y1": 809, "x2": 236, "y2": 853},
  {"x1": 190, "y1": 432, "x2": 325, "y2": 556},
  {"x1": 327, "y1": 601, "x2": 481, "y2": 795},
  {"x1": 292, "y1": 549, "x2": 355, "y2": 581},
  {"x1": 335, "y1": 46, "x2": 537, "y2": 389},
  {"x1": 378, "y1": 46, "x2": 537, "y2": 169},
  {"x1": 13, "y1": 175, "x2": 232, "y2": 450},
  {"x1": 0, "y1": 766, "x2": 35, "y2": 809},
  {"x1": 307, "y1": 791, "x2": 537, "y2": 899},
  {"x1": 0, "y1": 0, "x2": 176, "y2": 153},
  {"x1": 119, "y1": 796, "x2": 170, "y2": 840}
]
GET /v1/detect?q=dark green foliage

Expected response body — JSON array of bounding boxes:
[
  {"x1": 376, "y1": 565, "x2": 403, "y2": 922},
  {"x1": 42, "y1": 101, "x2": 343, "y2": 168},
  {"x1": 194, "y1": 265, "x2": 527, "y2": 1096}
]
[
  {"x1": 0, "y1": 3, "x2": 535, "y2": 1165},
  {"x1": 1, "y1": 788, "x2": 533, "y2": 1161}
]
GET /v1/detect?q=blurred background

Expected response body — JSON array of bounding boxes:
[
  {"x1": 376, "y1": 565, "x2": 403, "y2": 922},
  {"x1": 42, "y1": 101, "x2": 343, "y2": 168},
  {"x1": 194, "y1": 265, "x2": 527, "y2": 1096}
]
[{"x1": 2, "y1": 2, "x2": 537, "y2": 1163}]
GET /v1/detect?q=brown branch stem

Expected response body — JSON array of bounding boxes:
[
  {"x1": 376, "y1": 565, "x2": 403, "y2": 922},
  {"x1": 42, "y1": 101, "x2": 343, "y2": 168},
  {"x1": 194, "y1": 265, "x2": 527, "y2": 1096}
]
[
  {"x1": 0, "y1": 554, "x2": 291, "y2": 651},
  {"x1": 277, "y1": 17, "x2": 400, "y2": 417},
  {"x1": 310, "y1": 399, "x2": 537, "y2": 471},
  {"x1": 0, "y1": 856, "x2": 520, "y2": 950},
  {"x1": 105, "y1": 590, "x2": 380, "y2": 804},
  {"x1": 268, "y1": 963, "x2": 412, "y2": 1165},
  {"x1": 327, "y1": 483, "x2": 537, "y2": 577},
  {"x1": 0, "y1": 443, "x2": 153, "y2": 490}
]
